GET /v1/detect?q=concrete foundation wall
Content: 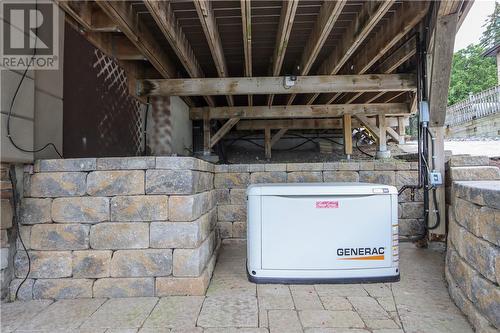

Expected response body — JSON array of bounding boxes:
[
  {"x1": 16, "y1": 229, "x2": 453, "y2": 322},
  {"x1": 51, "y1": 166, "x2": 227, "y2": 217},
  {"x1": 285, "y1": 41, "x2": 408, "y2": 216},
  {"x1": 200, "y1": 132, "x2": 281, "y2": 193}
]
[
  {"x1": 12, "y1": 157, "x2": 219, "y2": 300},
  {"x1": 213, "y1": 161, "x2": 425, "y2": 240}
]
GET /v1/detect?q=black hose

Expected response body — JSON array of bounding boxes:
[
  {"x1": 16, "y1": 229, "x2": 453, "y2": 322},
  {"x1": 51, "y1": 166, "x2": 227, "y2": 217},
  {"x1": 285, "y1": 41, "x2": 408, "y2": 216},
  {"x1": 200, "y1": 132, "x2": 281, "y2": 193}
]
[{"x1": 10, "y1": 166, "x2": 31, "y2": 300}]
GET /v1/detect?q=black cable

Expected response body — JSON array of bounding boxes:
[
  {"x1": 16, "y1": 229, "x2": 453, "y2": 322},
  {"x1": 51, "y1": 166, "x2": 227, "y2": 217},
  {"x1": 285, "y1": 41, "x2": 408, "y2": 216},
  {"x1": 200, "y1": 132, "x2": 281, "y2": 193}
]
[
  {"x1": 9, "y1": 166, "x2": 30, "y2": 300},
  {"x1": 143, "y1": 97, "x2": 150, "y2": 156},
  {"x1": 6, "y1": 1, "x2": 63, "y2": 159}
]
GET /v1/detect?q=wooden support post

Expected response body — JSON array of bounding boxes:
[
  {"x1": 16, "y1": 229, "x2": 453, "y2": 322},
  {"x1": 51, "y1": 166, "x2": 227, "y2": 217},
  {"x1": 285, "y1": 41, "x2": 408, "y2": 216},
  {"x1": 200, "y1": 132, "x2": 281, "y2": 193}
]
[
  {"x1": 203, "y1": 108, "x2": 211, "y2": 155},
  {"x1": 343, "y1": 114, "x2": 352, "y2": 159},
  {"x1": 376, "y1": 114, "x2": 390, "y2": 159},
  {"x1": 428, "y1": 126, "x2": 446, "y2": 237},
  {"x1": 264, "y1": 128, "x2": 272, "y2": 160},
  {"x1": 397, "y1": 117, "x2": 406, "y2": 143}
]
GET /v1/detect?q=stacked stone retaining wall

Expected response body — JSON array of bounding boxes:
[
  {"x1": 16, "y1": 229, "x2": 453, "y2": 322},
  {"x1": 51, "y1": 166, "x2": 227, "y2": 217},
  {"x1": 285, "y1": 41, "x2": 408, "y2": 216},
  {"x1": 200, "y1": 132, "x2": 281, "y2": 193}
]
[
  {"x1": 11, "y1": 157, "x2": 219, "y2": 299},
  {"x1": 1, "y1": 164, "x2": 15, "y2": 299},
  {"x1": 214, "y1": 161, "x2": 425, "y2": 239},
  {"x1": 446, "y1": 180, "x2": 500, "y2": 333}
]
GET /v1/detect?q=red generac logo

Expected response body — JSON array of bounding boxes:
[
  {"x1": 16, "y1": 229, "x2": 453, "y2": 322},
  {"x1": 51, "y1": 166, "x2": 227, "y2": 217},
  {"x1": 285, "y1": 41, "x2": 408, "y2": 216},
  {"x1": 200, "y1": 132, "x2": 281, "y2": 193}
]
[{"x1": 315, "y1": 201, "x2": 339, "y2": 209}]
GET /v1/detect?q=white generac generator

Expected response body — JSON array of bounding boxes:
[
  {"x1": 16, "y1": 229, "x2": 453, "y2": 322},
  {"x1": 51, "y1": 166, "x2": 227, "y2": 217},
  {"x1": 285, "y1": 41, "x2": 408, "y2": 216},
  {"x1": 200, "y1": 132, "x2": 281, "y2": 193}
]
[{"x1": 247, "y1": 183, "x2": 399, "y2": 283}]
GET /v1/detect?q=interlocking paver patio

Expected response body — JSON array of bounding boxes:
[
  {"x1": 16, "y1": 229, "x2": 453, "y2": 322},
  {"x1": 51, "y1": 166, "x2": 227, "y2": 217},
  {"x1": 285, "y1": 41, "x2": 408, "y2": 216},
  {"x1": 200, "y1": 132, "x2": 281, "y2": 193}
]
[{"x1": 1, "y1": 242, "x2": 474, "y2": 333}]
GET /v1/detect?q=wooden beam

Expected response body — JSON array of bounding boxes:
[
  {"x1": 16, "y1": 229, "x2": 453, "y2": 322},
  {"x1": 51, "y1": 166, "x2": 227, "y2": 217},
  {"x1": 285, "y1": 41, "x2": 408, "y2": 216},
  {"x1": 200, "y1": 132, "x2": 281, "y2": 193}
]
[
  {"x1": 326, "y1": 1, "x2": 426, "y2": 105},
  {"x1": 144, "y1": 0, "x2": 215, "y2": 106},
  {"x1": 194, "y1": 0, "x2": 234, "y2": 106},
  {"x1": 210, "y1": 118, "x2": 240, "y2": 148},
  {"x1": 97, "y1": 1, "x2": 177, "y2": 79},
  {"x1": 267, "y1": 0, "x2": 299, "y2": 106},
  {"x1": 271, "y1": 128, "x2": 288, "y2": 146},
  {"x1": 355, "y1": 114, "x2": 381, "y2": 141},
  {"x1": 306, "y1": 1, "x2": 395, "y2": 104},
  {"x1": 241, "y1": 0, "x2": 253, "y2": 106},
  {"x1": 203, "y1": 108, "x2": 211, "y2": 154},
  {"x1": 237, "y1": 119, "x2": 346, "y2": 130},
  {"x1": 138, "y1": 74, "x2": 416, "y2": 97},
  {"x1": 111, "y1": 35, "x2": 144, "y2": 60},
  {"x1": 287, "y1": 0, "x2": 347, "y2": 105},
  {"x1": 429, "y1": 12, "x2": 459, "y2": 126},
  {"x1": 343, "y1": 114, "x2": 353, "y2": 157},
  {"x1": 264, "y1": 128, "x2": 272, "y2": 160},
  {"x1": 191, "y1": 103, "x2": 410, "y2": 120},
  {"x1": 386, "y1": 126, "x2": 401, "y2": 143}
]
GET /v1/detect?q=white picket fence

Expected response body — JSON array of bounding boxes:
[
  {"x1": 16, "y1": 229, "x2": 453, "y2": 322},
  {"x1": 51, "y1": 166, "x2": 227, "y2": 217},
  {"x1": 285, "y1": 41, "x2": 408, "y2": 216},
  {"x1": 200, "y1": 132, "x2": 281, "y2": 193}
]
[{"x1": 445, "y1": 85, "x2": 500, "y2": 127}]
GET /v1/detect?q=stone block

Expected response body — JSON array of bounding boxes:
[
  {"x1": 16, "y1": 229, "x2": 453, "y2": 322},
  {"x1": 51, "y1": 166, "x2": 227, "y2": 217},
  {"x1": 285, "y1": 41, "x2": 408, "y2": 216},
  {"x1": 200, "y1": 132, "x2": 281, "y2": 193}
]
[
  {"x1": 52, "y1": 197, "x2": 109, "y2": 223},
  {"x1": 374, "y1": 161, "x2": 396, "y2": 170},
  {"x1": 323, "y1": 171, "x2": 359, "y2": 182},
  {"x1": 230, "y1": 189, "x2": 247, "y2": 204},
  {"x1": 250, "y1": 172, "x2": 287, "y2": 184},
  {"x1": 396, "y1": 162, "x2": 412, "y2": 170},
  {"x1": 218, "y1": 205, "x2": 246, "y2": 222},
  {"x1": 0, "y1": 230, "x2": 8, "y2": 248},
  {"x1": 447, "y1": 248, "x2": 474, "y2": 300},
  {"x1": 265, "y1": 164, "x2": 287, "y2": 172},
  {"x1": 359, "y1": 171, "x2": 396, "y2": 185},
  {"x1": 87, "y1": 170, "x2": 144, "y2": 196},
  {"x1": 35, "y1": 159, "x2": 96, "y2": 172},
  {"x1": 93, "y1": 277, "x2": 154, "y2": 297},
  {"x1": 215, "y1": 189, "x2": 230, "y2": 205},
  {"x1": 72, "y1": 250, "x2": 111, "y2": 278},
  {"x1": 448, "y1": 155, "x2": 490, "y2": 167},
  {"x1": 156, "y1": 254, "x2": 215, "y2": 296},
  {"x1": 111, "y1": 195, "x2": 168, "y2": 221},
  {"x1": 470, "y1": 273, "x2": 500, "y2": 328},
  {"x1": 462, "y1": 230, "x2": 499, "y2": 283},
  {"x1": 169, "y1": 190, "x2": 214, "y2": 221},
  {"x1": 399, "y1": 219, "x2": 425, "y2": 237},
  {"x1": 448, "y1": 166, "x2": 500, "y2": 182},
  {"x1": 217, "y1": 222, "x2": 232, "y2": 239},
  {"x1": 90, "y1": 223, "x2": 149, "y2": 249},
  {"x1": 337, "y1": 162, "x2": 360, "y2": 171},
  {"x1": 323, "y1": 162, "x2": 339, "y2": 171},
  {"x1": 286, "y1": 163, "x2": 323, "y2": 172},
  {"x1": 111, "y1": 249, "x2": 172, "y2": 277},
  {"x1": 97, "y1": 157, "x2": 155, "y2": 170},
  {"x1": 454, "y1": 181, "x2": 500, "y2": 210},
  {"x1": 399, "y1": 202, "x2": 424, "y2": 219},
  {"x1": 9, "y1": 278, "x2": 34, "y2": 300},
  {"x1": 156, "y1": 156, "x2": 204, "y2": 170},
  {"x1": 214, "y1": 172, "x2": 250, "y2": 189},
  {"x1": 16, "y1": 225, "x2": 31, "y2": 250},
  {"x1": 287, "y1": 172, "x2": 323, "y2": 183},
  {"x1": 28, "y1": 172, "x2": 87, "y2": 197},
  {"x1": 478, "y1": 206, "x2": 499, "y2": 246},
  {"x1": 15, "y1": 251, "x2": 72, "y2": 278},
  {"x1": 214, "y1": 165, "x2": 228, "y2": 173},
  {"x1": 1, "y1": 199, "x2": 13, "y2": 229},
  {"x1": 31, "y1": 224, "x2": 89, "y2": 250},
  {"x1": 249, "y1": 164, "x2": 265, "y2": 172},
  {"x1": 396, "y1": 171, "x2": 419, "y2": 186},
  {"x1": 454, "y1": 197, "x2": 481, "y2": 234},
  {"x1": 173, "y1": 232, "x2": 214, "y2": 277},
  {"x1": 1, "y1": 248, "x2": 9, "y2": 269},
  {"x1": 233, "y1": 221, "x2": 246, "y2": 238},
  {"x1": 359, "y1": 161, "x2": 375, "y2": 171},
  {"x1": 33, "y1": 279, "x2": 93, "y2": 299},
  {"x1": 20, "y1": 198, "x2": 52, "y2": 224},
  {"x1": 150, "y1": 210, "x2": 215, "y2": 248},
  {"x1": 146, "y1": 170, "x2": 197, "y2": 194},
  {"x1": 227, "y1": 164, "x2": 251, "y2": 172}
]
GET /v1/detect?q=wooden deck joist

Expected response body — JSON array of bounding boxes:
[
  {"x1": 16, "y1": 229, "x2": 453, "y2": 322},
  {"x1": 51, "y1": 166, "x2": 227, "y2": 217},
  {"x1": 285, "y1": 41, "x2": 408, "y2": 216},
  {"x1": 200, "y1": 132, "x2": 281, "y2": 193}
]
[
  {"x1": 190, "y1": 103, "x2": 410, "y2": 120},
  {"x1": 267, "y1": 0, "x2": 299, "y2": 106},
  {"x1": 137, "y1": 74, "x2": 416, "y2": 97}
]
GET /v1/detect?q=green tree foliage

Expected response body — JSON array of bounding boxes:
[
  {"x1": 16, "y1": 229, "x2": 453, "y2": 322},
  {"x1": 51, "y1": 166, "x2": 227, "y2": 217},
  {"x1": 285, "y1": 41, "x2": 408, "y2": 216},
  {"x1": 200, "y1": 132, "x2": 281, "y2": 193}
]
[
  {"x1": 480, "y1": 1, "x2": 499, "y2": 50},
  {"x1": 448, "y1": 44, "x2": 497, "y2": 105},
  {"x1": 448, "y1": 2, "x2": 498, "y2": 106}
]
